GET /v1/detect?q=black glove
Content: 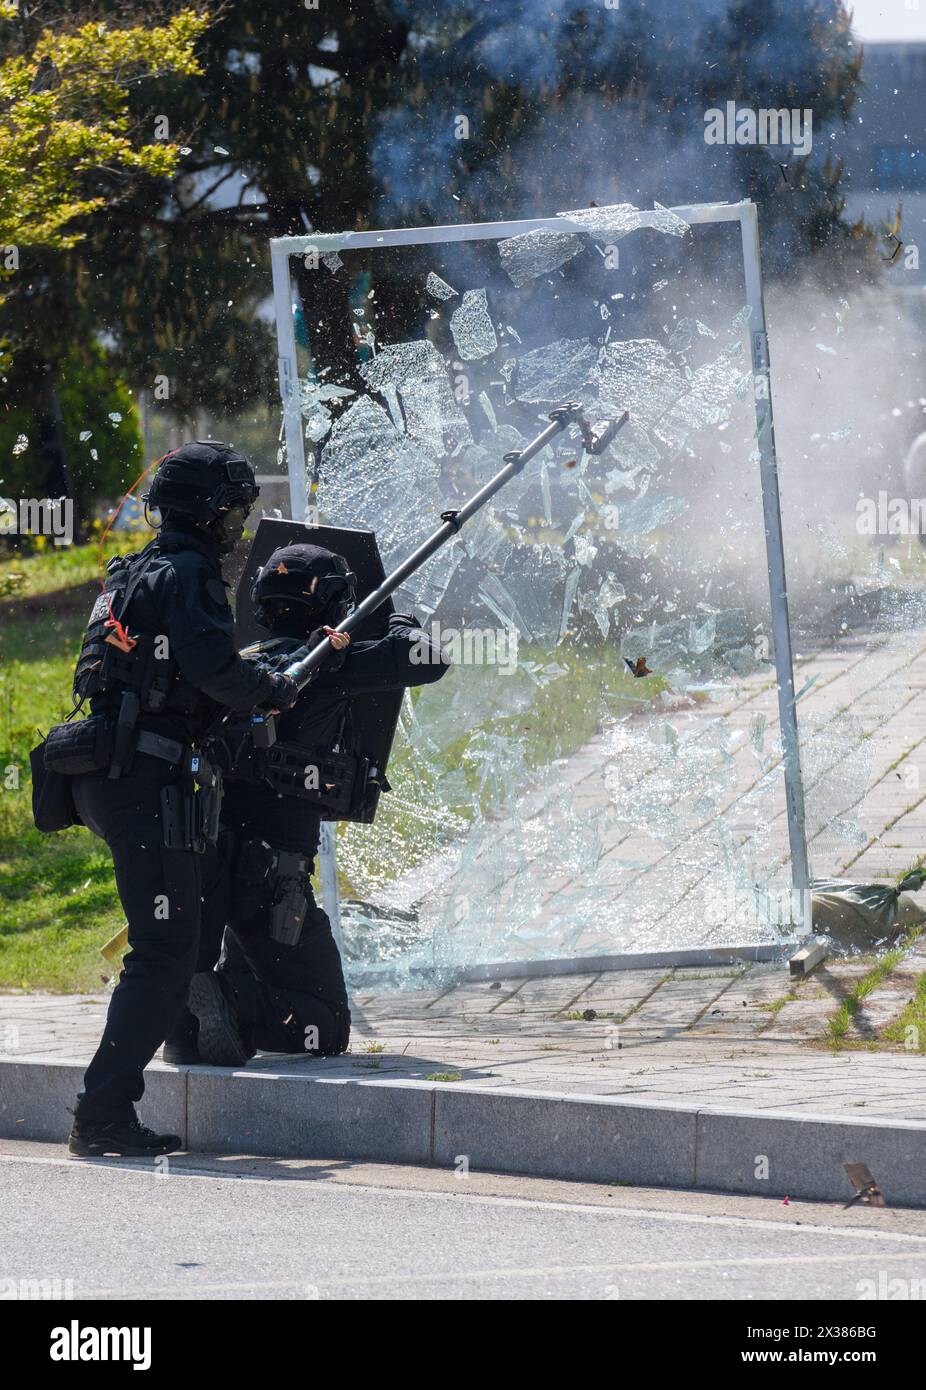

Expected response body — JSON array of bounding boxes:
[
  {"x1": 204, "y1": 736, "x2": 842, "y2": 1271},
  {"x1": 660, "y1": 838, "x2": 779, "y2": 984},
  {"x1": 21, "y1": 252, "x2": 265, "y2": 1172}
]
[
  {"x1": 306, "y1": 626, "x2": 349, "y2": 674},
  {"x1": 267, "y1": 672, "x2": 300, "y2": 711}
]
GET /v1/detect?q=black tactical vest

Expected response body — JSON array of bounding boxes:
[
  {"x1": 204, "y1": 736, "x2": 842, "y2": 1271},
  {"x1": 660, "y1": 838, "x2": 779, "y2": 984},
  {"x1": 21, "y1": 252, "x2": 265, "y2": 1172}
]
[
  {"x1": 73, "y1": 544, "x2": 198, "y2": 717},
  {"x1": 220, "y1": 636, "x2": 386, "y2": 821}
]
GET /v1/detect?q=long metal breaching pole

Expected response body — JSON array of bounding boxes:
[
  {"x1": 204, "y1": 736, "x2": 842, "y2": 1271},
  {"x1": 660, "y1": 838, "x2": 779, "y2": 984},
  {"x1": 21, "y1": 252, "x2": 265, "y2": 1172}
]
[{"x1": 281, "y1": 404, "x2": 629, "y2": 690}]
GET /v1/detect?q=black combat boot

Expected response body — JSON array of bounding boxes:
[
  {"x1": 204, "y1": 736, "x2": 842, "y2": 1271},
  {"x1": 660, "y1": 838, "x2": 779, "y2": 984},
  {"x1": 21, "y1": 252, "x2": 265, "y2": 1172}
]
[
  {"x1": 162, "y1": 1007, "x2": 201, "y2": 1065},
  {"x1": 187, "y1": 970, "x2": 255, "y2": 1066},
  {"x1": 68, "y1": 1115, "x2": 183, "y2": 1158}
]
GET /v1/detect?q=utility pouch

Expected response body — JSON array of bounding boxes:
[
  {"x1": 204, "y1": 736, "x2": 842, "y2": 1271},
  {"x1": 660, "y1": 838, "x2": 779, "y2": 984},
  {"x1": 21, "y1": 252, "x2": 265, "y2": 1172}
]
[
  {"x1": 108, "y1": 689, "x2": 140, "y2": 780},
  {"x1": 43, "y1": 716, "x2": 114, "y2": 775},
  {"x1": 189, "y1": 754, "x2": 222, "y2": 851},
  {"x1": 263, "y1": 743, "x2": 363, "y2": 816},
  {"x1": 235, "y1": 836, "x2": 276, "y2": 885},
  {"x1": 160, "y1": 781, "x2": 194, "y2": 850},
  {"x1": 250, "y1": 711, "x2": 277, "y2": 750},
  {"x1": 320, "y1": 758, "x2": 389, "y2": 824},
  {"x1": 268, "y1": 849, "x2": 310, "y2": 947},
  {"x1": 30, "y1": 741, "x2": 80, "y2": 832},
  {"x1": 200, "y1": 768, "x2": 223, "y2": 846}
]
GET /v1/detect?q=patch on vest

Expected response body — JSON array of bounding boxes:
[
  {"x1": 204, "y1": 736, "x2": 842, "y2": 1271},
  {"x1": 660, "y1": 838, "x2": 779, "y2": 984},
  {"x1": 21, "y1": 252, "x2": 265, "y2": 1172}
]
[
  {"x1": 203, "y1": 576, "x2": 230, "y2": 611},
  {"x1": 89, "y1": 593, "x2": 110, "y2": 623}
]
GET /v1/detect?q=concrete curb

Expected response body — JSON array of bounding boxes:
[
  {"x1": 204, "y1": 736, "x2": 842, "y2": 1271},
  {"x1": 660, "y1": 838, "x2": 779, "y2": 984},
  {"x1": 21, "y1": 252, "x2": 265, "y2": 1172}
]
[{"x1": 2, "y1": 1055, "x2": 923, "y2": 1206}]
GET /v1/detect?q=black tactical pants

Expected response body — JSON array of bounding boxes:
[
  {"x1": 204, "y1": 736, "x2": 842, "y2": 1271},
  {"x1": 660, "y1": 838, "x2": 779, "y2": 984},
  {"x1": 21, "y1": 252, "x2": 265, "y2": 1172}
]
[
  {"x1": 187, "y1": 828, "x2": 351, "y2": 1057},
  {"x1": 73, "y1": 755, "x2": 227, "y2": 1122}
]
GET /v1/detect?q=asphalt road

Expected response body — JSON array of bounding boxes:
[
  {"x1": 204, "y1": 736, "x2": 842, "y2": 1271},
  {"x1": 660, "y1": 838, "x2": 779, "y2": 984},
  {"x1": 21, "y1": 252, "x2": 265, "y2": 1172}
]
[{"x1": 1, "y1": 1139, "x2": 925, "y2": 1301}]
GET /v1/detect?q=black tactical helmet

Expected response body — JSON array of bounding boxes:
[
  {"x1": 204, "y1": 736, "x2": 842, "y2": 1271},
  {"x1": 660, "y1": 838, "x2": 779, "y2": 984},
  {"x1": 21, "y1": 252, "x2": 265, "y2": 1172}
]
[
  {"x1": 251, "y1": 543, "x2": 356, "y2": 631},
  {"x1": 146, "y1": 440, "x2": 259, "y2": 523}
]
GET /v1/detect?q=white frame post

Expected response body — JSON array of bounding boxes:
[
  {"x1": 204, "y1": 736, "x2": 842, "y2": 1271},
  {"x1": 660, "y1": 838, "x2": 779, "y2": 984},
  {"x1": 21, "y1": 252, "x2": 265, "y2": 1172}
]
[
  {"x1": 269, "y1": 200, "x2": 811, "y2": 945},
  {"x1": 739, "y1": 202, "x2": 811, "y2": 923},
  {"x1": 270, "y1": 242, "x2": 310, "y2": 523}
]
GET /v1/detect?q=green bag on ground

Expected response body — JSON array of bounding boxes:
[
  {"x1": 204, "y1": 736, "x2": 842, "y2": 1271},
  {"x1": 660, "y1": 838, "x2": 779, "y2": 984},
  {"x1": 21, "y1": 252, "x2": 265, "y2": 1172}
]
[{"x1": 811, "y1": 870, "x2": 926, "y2": 952}]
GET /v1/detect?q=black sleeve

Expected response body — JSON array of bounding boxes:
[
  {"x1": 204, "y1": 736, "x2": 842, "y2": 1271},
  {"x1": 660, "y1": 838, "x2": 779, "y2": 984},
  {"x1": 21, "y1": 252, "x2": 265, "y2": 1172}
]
[
  {"x1": 315, "y1": 612, "x2": 451, "y2": 699},
  {"x1": 163, "y1": 560, "x2": 277, "y2": 711}
]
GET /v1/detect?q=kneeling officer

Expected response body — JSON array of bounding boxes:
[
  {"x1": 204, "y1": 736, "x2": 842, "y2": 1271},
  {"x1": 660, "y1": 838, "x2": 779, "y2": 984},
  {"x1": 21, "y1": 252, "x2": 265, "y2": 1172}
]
[
  {"x1": 168, "y1": 541, "x2": 450, "y2": 1066},
  {"x1": 58, "y1": 443, "x2": 298, "y2": 1157}
]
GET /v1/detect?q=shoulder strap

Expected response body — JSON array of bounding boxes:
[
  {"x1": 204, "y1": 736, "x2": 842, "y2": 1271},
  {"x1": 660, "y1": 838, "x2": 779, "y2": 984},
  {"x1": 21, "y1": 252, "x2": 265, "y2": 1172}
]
[
  {"x1": 105, "y1": 542, "x2": 160, "y2": 627},
  {"x1": 333, "y1": 703, "x2": 350, "y2": 752}
]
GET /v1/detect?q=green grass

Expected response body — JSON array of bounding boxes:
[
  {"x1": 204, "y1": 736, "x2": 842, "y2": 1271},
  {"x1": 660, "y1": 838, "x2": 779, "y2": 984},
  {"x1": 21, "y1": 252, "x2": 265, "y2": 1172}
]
[
  {"x1": 824, "y1": 945, "x2": 909, "y2": 1045},
  {"x1": 763, "y1": 976, "x2": 811, "y2": 1016},
  {"x1": 0, "y1": 602, "x2": 128, "y2": 992},
  {"x1": 0, "y1": 529, "x2": 140, "y2": 601},
  {"x1": 881, "y1": 972, "x2": 926, "y2": 1053}
]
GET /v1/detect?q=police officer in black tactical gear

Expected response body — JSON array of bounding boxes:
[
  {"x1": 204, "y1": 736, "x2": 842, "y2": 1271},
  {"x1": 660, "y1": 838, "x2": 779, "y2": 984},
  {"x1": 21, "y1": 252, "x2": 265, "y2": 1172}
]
[
  {"x1": 163, "y1": 541, "x2": 451, "y2": 1068},
  {"x1": 66, "y1": 443, "x2": 299, "y2": 1158}
]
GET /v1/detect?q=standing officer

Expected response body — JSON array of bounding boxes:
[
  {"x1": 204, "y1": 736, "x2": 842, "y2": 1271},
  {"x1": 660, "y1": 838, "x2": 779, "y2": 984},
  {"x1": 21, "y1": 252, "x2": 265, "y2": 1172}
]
[
  {"x1": 65, "y1": 443, "x2": 298, "y2": 1157},
  {"x1": 163, "y1": 542, "x2": 450, "y2": 1066}
]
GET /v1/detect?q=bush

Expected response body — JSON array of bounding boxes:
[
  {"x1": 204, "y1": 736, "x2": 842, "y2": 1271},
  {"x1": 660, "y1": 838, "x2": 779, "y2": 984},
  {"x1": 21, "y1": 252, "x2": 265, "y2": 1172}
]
[{"x1": 0, "y1": 342, "x2": 142, "y2": 537}]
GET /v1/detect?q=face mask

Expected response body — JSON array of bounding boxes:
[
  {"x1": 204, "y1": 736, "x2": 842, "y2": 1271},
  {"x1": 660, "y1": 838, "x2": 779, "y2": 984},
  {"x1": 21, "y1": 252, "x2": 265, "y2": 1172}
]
[{"x1": 213, "y1": 504, "x2": 250, "y2": 554}]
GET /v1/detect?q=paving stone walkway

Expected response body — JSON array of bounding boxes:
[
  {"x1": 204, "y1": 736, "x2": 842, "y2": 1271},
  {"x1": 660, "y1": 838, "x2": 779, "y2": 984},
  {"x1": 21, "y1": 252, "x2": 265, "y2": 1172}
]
[{"x1": 3, "y1": 945, "x2": 925, "y2": 1122}]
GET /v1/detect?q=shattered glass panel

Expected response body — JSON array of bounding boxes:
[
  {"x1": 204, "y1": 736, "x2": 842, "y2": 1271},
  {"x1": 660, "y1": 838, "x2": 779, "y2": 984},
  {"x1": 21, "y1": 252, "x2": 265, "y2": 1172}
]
[
  {"x1": 498, "y1": 228, "x2": 585, "y2": 287},
  {"x1": 512, "y1": 338, "x2": 598, "y2": 404},
  {"x1": 558, "y1": 201, "x2": 690, "y2": 240},
  {"x1": 425, "y1": 271, "x2": 458, "y2": 300},
  {"x1": 317, "y1": 395, "x2": 458, "y2": 612},
  {"x1": 449, "y1": 288, "x2": 498, "y2": 360},
  {"x1": 282, "y1": 199, "x2": 826, "y2": 986},
  {"x1": 595, "y1": 339, "x2": 688, "y2": 428},
  {"x1": 360, "y1": 340, "x2": 472, "y2": 458}
]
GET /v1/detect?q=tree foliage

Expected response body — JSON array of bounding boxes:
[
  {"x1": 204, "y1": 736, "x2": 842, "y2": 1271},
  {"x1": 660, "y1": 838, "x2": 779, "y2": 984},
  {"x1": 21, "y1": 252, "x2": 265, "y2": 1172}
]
[
  {"x1": 0, "y1": 340, "x2": 140, "y2": 523},
  {"x1": 0, "y1": 2, "x2": 205, "y2": 504},
  {"x1": 0, "y1": 3, "x2": 206, "y2": 251}
]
